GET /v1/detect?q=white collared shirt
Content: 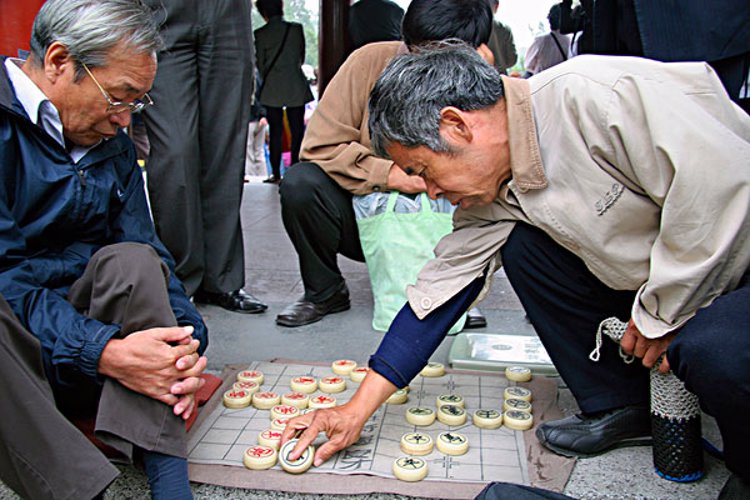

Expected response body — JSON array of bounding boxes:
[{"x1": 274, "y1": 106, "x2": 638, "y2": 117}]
[{"x1": 4, "y1": 58, "x2": 95, "y2": 163}]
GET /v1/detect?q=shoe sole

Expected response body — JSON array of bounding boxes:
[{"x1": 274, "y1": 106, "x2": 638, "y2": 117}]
[
  {"x1": 193, "y1": 297, "x2": 268, "y2": 314},
  {"x1": 540, "y1": 435, "x2": 653, "y2": 459},
  {"x1": 275, "y1": 303, "x2": 351, "y2": 327},
  {"x1": 228, "y1": 306, "x2": 268, "y2": 314},
  {"x1": 199, "y1": 304, "x2": 268, "y2": 314},
  {"x1": 463, "y1": 319, "x2": 487, "y2": 329}
]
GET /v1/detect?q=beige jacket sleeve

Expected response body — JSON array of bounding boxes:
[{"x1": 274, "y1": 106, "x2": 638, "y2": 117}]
[
  {"x1": 601, "y1": 64, "x2": 750, "y2": 338},
  {"x1": 406, "y1": 200, "x2": 520, "y2": 319},
  {"x1": 300, "y1": 43, "x2": 401, "y2": 195}
]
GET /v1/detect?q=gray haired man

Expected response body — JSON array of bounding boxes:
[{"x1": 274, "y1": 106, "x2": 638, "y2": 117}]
[
  {"x1": 0, "y1": 1, "x2": 207, "y2": 498},
  {"x1": 281, "y1": 44, "x2": 750, "y2": 497}
]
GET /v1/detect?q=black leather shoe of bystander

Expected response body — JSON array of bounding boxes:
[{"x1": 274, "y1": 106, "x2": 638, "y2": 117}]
[
  {"x1": 276, "y1": 284, "x2": 350, "y2": 327},
  {"x1": 464, "y1": 307, "x2": 487, "y2": 329},
  {"x1": 194, "y1": 289, "x2": 268, "y2": 314}
]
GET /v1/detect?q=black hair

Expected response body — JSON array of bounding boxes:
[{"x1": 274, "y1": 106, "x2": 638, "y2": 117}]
[
  {"x1": 548, "y1": 3, "x2": 562, "y2": 31},
  {"x1": 402, "y1": 0, "x2": 493, "y2": 48},
  {"x1": 255, "y1": 0, "x2": 283, "y2": 19}
]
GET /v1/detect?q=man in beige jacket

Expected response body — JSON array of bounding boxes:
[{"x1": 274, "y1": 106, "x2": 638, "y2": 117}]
[
  {"x1": 276, "y1": 0, "x2": 492, "y2": 328},
  {"x1": 282, "y1": 44, "x2": 750, "y2": 496}
]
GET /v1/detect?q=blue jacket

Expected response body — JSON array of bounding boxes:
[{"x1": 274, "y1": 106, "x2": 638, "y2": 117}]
[{"x1": 0, "y1": 60, "x2": 207, "y2": 386}]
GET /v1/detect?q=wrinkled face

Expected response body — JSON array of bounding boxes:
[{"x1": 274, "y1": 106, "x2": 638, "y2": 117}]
[
  {"x1": 53, "y1": 44, "x2": 156, "y2": 147},
  {"x1": 387, "y1": 140, "x2": 510, "y2": 210}
]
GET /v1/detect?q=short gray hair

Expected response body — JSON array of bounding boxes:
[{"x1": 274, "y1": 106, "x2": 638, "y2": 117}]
[
  {"x1": 30, "y1": 0, "x2": 162, "y2": 78},
  {"x1": 368, "y1": 42, "x2": 505, "y2": 158}
]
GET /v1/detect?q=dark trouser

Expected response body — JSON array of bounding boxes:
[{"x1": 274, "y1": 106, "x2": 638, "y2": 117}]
[
  {"x1": 58, "y1": 243, "x2": 188, "y2": 459},
  {"x1": 0, "y1": 296, "x2": 119, "y2": 500},
  {"x1": 502, "y1": 223, "x2": 750, "y2": 480},
  {"x1": 279, "y1": 163, "x2": 365, "y2": 302},
  {"x1": 142, "y1": 0, "x2": 253, "y2": 297},
  {"x1": 266, "y1": 105, "x2": 306, "y2": 178}
]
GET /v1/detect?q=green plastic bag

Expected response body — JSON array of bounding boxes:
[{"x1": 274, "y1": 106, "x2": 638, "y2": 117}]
[{"x1": 356, "y1": 191, "x2": 466, "y2": 333}]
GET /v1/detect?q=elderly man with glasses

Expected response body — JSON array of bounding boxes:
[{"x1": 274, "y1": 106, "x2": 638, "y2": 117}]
[{"x1": 0, "y1": 1, "x2": 207, "y2": 499}]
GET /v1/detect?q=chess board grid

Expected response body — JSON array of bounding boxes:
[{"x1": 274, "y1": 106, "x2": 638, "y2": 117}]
[{"x1": 188, "y1": 361, "x2": 529, "y2": 485}]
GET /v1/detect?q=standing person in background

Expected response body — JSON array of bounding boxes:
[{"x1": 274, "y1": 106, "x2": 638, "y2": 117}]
[
  {"x1": 254, "y1": 0, "x2": 314, "y2": 185},
  {"x1": 486, "y1": 0, "x2": 517, "y2": 74},
  {"x1": 142, "y1": 0, "x2": 268, "y2": 314},
  {"x1": 246, "y1": 68, "x2": 268, "y2": 180},
  {"x1": 558, "y1": 0, "x2": 750, "y2": 110},
  {"x1": 524, "y1": 3, "x2": 570, "y2": 77},
  {"x1": 348, "y1": 0, "x2": 405, "y2": 50}
]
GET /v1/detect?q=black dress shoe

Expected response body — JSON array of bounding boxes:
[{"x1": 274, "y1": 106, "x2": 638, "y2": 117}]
[
  {"x1": 719, "y1": 474, "x2": 750, "y2": 500},
  {"x1": 193, "y1": 289, "x2": 268, "y2": 314},
  {"x1": 464, "y1": 306, "x2": 487, "y2": 329},
  {"x1": 276, "y1": 284, "x2": 350, "y2": 327},
  {"x1": 536, "y1": 405, "x2": 651, "y2": 458},
  {"x1": 262, "y1": 175, "x2": 281, "y2": 184}
]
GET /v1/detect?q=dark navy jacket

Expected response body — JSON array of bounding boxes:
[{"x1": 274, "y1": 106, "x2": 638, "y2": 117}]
[{"x1": 0, "y1": 59, "x2": 207, "y2": 386}]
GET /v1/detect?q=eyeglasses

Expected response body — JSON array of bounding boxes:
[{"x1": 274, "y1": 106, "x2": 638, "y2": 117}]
[{"x1": 81, "y1": 62, "x2": 153, "y2": 114}]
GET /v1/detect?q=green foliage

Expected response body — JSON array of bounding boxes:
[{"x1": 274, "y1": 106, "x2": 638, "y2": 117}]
[{"x1": 250, "y1": 0, "x2": 319, "y2": 69}]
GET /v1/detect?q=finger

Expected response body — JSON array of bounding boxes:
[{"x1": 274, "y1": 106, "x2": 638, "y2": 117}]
[
  {"x1": 659, "y1": 355, "x2": 671, "y2": 374},
  {"x1": 620, "y1": 324, "x2": 637, "y2": 355},
  {"x1": 179, "y1": 356, "x2": 208, "y2": 378},
  {"x1": 313, "y1": 440, "x2": 344, "y2": 467},
  {"x1": 289, "y1": 424, "x2": 320, "y2": 461},
  {"x1": 173, "y1": 394, "x2": 195, "y2": 418},
  {"x1": 176, "y1": 351, "x2": 199, "y2": 371},
  {"x1": 633, "y1": 337, "x2": 648, "y2": 359},
  {"x1": 150, "y1": 325, "x2": 195, "y2": 343},
  {"x1": 641, "y1": 345, "x2": 662, "y2": 369},
  {"x1": 175, "y1": 335, "x2": 195, "y2": 346},
  {"x1": 171, "y1": 375, "x2": 204, "y2": 396},
  {"x1": 182, "y1": 399, "x2": 196, "y2": 420},
  {"x1": 158, "y1": 393, "x2": 179, "y2": 406},
  {"x1": 281, "y1": 418, "x2": 310, "y2": 446},
  {"x1": 170, "y1": 338, "x2": 201, "y2": 359}
]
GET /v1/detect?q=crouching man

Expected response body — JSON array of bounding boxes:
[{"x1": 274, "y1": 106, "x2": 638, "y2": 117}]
[{"x1": 282, "y1": 43, "x2": 750, "y2": 498}]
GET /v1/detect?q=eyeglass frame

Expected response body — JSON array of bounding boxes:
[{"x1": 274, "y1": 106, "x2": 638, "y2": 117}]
[{"x1": 81, "y1": 62, "x2": 154, "y2": 115}]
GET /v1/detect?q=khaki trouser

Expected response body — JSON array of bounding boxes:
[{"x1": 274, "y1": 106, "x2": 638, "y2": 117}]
[
  {"x1": 0, "y1": 296, "x2": 117, "y2": 500},
  {"x1": 0, "y1": 242, "x2": 190, "y2": 499}
]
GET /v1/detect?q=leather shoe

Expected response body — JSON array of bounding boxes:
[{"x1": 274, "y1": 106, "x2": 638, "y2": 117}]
[
  {"x1": 193, "y1": 289, "x2": 268, "y2": 314},
  {"x1": 536, "y1": 405, "x2": 651, "y2": 458},
  {"x1": 276, "y1": 284, "x2": 350, "y2": 327},
  {"x1": 464, "y1": 307, "x2": 487, "y2": 329},
  {"x1": 262, "y1": 175, "x2": 281, "y2": 184},
  {"x1": 719, "y1": 474, "x2": 750, "y2": 500}
]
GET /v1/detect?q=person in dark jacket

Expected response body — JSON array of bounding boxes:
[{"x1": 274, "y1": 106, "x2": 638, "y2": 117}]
[
  {"x1": 486, "y1": 0, "x2": 517, "y2": 74},
  {"x1": 0, "y1": 1, "x2": 207, "y2": 498},
  {"x1": 558, "y1": 0, "x2": 750, "y2": 109},
  {"x1": 254, "y1": 0, "x2": 314, "y2": 184},
  {"x1": 348, "y1": 0, "x2": 405, "y2": 50}
]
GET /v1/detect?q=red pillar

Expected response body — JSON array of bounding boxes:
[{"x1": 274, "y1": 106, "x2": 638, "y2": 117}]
[{"x1": 0, "y1": 0, "x2": 46, "y2": 57}]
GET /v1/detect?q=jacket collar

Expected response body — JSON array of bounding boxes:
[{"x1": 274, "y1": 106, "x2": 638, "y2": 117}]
[
  {"x1": 1, "y1": 56, "x2": 131, "y2": 167},
  {"x1": 0, "y1": 56, "x2": 30, "y2": 119},
  {"x1": 501, "y1": 75, "x2": 547, "y2": 192}
]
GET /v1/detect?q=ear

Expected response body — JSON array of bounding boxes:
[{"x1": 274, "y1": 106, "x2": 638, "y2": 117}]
[
  {"x1": 476, "y1": 43, "x2": 495, "y2": 66},
  {"x1": 439, "y1": 106, "x2": 473, "y2": 145},
  {"x1": 43, "y1": 41, "x2": 74, "y2": 83}
]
